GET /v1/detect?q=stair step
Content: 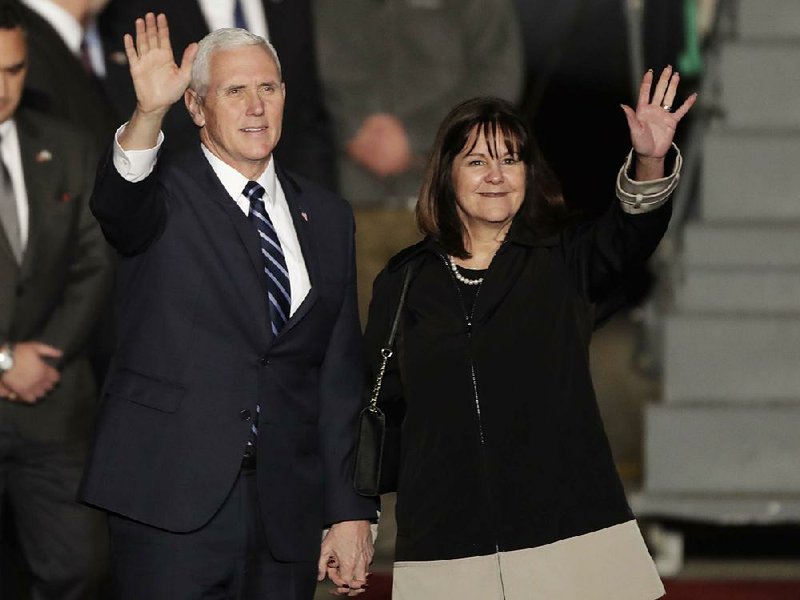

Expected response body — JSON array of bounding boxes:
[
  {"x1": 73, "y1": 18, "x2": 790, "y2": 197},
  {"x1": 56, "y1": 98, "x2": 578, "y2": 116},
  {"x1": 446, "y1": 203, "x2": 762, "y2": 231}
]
[
  {"x1": 702, "y1": 129, "x2": 800, "y2": 220},
  {"x1": 720, "y1": 42, "x2": 800, "y2": 128},
  {"x1": 683, "y1": 222, "x2": 800, "y2": 267},
  {"x1": 738, "y1": 0, "x2": 800, "y2": 40},
  {"x1": 643, "y1": 402, "x2": 800, "y2": 494},
  {"x1": 678, "y1": 267, "x2": 800, "y2": 313},
  {"x1": 663, "y1": 314, "x2": 800, "y2": 402}
]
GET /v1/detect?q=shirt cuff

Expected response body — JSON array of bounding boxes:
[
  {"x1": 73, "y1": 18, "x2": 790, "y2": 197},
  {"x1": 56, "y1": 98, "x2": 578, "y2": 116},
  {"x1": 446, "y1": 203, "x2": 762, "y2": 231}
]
[
  {"x1": 615, "y1": 143, "x2": 682, "y2": 215},
  {"x1": 112, "y1": 123, "x2": 164, "y2": 183}
]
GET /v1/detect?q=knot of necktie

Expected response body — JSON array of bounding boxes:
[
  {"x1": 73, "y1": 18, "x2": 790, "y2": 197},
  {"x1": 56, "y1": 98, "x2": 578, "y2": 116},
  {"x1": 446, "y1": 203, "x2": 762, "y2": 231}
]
[{"x1": 244, "y1": 180, "x2": 266, "y2": 204}]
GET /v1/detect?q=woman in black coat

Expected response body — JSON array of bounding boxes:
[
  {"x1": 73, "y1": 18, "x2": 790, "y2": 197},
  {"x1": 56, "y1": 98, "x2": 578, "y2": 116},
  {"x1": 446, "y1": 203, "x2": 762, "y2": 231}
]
[{"x1": 363, "y1": 68, "x2": 695, "y2": 599}]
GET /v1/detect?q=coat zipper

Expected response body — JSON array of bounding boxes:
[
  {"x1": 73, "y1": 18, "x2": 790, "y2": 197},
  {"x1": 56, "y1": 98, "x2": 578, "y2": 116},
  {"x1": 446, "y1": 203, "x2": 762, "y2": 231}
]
[{"x1": 440, "y1": 254, "x2": 507, "y2": 599}]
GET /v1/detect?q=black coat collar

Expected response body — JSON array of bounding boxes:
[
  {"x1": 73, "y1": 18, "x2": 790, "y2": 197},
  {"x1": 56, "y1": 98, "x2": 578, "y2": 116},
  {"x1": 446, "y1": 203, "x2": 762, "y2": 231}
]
[{"x1": 386, "y1": 217, "x2": 559, "y2": 273}]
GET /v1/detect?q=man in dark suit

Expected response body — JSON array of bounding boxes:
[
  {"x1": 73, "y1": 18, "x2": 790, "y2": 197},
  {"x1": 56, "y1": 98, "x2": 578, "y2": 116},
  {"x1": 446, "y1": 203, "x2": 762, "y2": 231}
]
[
  {"x1": 14, "y1": 0, "x2": 119, "y2": 152},
  {"x1": 79, "y1": 13, "x2": 375, "y2": 599},
  {"x1": 0, "y1": 5, "x2": 114, "y2": 599},
  {"x1": 98, "y1": 0, "x2": 338, "y2": 191}
]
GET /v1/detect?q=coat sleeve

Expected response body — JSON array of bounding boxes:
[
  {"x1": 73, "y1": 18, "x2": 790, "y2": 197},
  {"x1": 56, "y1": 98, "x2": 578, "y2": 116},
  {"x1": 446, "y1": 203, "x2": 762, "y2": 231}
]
[
  {"x1": 560, "y1": 146, "x2": 681, "y2": 305},
  {"x1": 317, "y1": 211, "x2": 380, "y2": 523},
  {"x1": 563, "y1": 194, "x2": 673, "y2": 306},
  {"x1": 38, "y1": 133, "x2": 114, "y2": 362},
  {"x1": 89, "y1": 146, "x2": 167, "y2": 257}
]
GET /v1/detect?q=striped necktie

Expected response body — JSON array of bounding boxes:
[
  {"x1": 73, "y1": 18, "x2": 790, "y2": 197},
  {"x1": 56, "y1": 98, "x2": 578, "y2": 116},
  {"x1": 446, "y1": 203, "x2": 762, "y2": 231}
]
[{"x1": 245, "y1": 181, "x2": 291, "y2": 336}]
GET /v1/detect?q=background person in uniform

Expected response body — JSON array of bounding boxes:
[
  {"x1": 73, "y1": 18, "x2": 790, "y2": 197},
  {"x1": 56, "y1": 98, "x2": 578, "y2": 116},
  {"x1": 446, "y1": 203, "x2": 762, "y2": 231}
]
[
  {"x1": 79, "y1": 13, "x2": 375, "y2": 599},
  {"x1": 0, "y1": 4, "x2": 114, "y2": 599}
]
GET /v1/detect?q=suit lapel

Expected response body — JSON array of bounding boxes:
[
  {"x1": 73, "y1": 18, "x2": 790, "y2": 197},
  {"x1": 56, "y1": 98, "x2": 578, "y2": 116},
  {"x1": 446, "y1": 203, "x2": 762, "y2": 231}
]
[
  {"x1": 0, "y1": 208, "x2": 14, "y2": 264},
  {"x1": 15, "y1": 113, "x2": 56, "y2": 284},
  {"x1": 186, "y1": 151, "x2": 272, "y2": 345},
  {"x1": 276, "y1": 166, "x2": 319, "y2": 336}
]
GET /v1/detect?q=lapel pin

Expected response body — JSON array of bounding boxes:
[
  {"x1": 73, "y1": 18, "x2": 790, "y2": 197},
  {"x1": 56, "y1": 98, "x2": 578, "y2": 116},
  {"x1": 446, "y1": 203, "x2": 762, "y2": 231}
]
[
  {"x1": 35, "y1": 149, "x2": 52, "y2": 163},
  {"x1": 300, "y1": 211, "x2": 308, "y2": 222},
  {"x1": 60, "y1": 192, "x2": 73, "y2": 203}
]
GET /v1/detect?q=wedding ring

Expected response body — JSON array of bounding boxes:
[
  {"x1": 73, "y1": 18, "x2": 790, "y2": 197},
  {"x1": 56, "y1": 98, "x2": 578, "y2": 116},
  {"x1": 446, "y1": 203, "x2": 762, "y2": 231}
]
[{"x1": 662, "y1": 104, "x2": 672, "y2": 112}]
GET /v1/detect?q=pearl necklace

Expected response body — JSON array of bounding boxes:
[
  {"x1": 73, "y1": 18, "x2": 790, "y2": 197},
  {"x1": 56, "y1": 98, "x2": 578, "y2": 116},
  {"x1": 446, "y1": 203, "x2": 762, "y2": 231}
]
[{"x1": 447, "y1": 255, "x2": 484, "y2": 286}]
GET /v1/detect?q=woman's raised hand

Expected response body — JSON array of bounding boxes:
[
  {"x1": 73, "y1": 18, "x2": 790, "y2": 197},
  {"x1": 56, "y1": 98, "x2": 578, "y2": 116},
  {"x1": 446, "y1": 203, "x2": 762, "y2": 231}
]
[
  {"x1": 621, "y1": 66, "x2": 697, "y2": 161},
  {"x1": 124, "y1": 13, "x2": 198, "y2": 116}
]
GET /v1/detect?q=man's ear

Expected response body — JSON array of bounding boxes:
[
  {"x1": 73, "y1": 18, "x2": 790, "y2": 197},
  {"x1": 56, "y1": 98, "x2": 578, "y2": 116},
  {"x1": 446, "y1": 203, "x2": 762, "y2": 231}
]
[{"x1": 185, "y1": 89, "x2": 205, "y2": 127}]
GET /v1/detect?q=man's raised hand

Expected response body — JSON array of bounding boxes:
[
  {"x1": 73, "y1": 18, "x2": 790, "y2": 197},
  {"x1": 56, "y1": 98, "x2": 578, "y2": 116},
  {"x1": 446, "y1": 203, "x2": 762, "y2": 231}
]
[{"x1": 124, "y1": 13, "x2": 198, "y2": 117}]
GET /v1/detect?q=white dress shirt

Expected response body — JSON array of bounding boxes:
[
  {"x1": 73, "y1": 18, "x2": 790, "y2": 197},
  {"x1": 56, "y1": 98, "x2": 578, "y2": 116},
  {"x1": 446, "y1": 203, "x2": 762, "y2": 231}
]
[
  {"x1": 0, "y1": 119, "x2": 30, "y2": 248},
  {"x1": 112, "y1": 128, "x2": 310, "y2": 316},
  {"x1": 198, "y1": 0, "x2": 269, "y2": 40}
]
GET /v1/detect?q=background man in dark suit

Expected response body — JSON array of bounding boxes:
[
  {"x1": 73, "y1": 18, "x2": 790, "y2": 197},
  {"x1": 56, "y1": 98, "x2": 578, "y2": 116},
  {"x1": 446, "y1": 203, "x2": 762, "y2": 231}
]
[
  {"x1": 0, "y1": 4, "x2": 114, "y2": 599},
  {"x1": 14, "y1": 0, "x2": 119, "y2": 152},
  {"x1": 98, "y1": 0, "x2": 338, "y2": 191},
  {"x1": 79, "y1": 13, "x2": 375, "y2": 599}
]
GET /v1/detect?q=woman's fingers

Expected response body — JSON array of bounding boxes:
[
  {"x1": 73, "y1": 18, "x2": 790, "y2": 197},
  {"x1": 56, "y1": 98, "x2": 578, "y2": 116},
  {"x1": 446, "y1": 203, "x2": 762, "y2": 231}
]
[
  {"x1": 673, "y1": 92, "x2": 699, "y2": 121},
  {"x1": 636, "y1": 69, "x2": 653, "y2": 111},
  {"x1": 662, "y1": 71, "x2": 680, "y2": 110},
  {"x1": 651, "y1": 65, "x2": 673, "y2": 107}
]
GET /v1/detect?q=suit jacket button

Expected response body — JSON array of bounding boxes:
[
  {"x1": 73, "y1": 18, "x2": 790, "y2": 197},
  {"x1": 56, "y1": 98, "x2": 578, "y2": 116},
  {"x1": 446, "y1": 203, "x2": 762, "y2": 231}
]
[
  {"x1": 240, "y1": 409, "x2": 252, "y2": 421},
  {"x1": 260, "y1": 357, "x2": 269, "y2": 366}
]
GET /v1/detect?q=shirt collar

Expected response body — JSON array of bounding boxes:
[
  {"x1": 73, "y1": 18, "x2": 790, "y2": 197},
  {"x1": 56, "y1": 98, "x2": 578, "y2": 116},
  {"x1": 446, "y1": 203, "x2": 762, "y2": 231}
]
[
  {"x1": 0, "y1": 119, "x2": 15, "y2": 140},
  {"x1": 200, "y1": 144, "x2": 277, "y2": 206},
  {"x1": 22, "y1": 0, "x2": 83, "y2": 55},
  {"x1": 0, "y1": 119, "x2": 18, "y2": 157}
]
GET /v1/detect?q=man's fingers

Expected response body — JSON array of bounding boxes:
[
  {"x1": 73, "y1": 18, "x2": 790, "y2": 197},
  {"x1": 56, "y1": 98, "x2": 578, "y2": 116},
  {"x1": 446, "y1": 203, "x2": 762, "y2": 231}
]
[
  {"x1": 327, "y1": 565, "x2": 347, "y2": 587},
  {"x1": 317, "y1": 551, "x2": 330, "y2": 581},
  {"x1": 134, "y1": 17, "x2": 149, "y2": 55},
  {"x1": 123, "y1": 33, "x2": 138, "y2": 64},
  {"x1": 351, "y1": 554, "x2": 369, "y2": 587},
  {"x1": 179, "y1": 43, "x2": 199, "y2": 79},
  {"x1": 145, "y1": 13, "x2": 159, "y2": 50},
  {"x1": 156, "y1": 13, "x2": 171, "y2": 53},
  {"x1": 34, "y1": 344, "x2": 63, "y2": 359}
]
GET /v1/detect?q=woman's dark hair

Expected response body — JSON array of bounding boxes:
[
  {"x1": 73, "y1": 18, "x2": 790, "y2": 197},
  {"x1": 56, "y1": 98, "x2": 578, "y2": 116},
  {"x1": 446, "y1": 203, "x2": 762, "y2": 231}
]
[{"x1": 416, "y1": 96, "x2": 566, "y2": 258}]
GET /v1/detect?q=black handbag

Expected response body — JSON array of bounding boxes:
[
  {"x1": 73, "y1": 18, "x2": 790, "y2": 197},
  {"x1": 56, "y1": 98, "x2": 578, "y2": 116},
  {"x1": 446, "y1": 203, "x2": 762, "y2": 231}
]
[{"x1": 353, "y1": 264, "x2": 414, "y2": 496}]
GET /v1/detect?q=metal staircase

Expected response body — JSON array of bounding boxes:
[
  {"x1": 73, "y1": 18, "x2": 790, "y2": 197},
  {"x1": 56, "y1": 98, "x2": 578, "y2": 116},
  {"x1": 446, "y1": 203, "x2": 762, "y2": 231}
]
[{"x1": 631, "y1": 0, "x2": 800, "y2": 575}]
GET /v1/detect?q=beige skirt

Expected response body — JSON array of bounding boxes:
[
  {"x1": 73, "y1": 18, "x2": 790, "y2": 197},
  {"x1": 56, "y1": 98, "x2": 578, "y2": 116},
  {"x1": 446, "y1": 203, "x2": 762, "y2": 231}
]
[{"x1": 392, "y1": 520, "x2": 664, "y2": 600}]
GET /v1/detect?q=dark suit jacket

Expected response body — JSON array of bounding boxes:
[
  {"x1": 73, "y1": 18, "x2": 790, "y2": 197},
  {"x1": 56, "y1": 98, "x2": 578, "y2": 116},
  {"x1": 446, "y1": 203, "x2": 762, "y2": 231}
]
[
  {"x1": 0, "y1": 109, "x2": 113, "y2": 443},
  {"x1": 79, "y1": 145, "x2": 375, "y2": 561},
  {"x1": 15, "y1": 1, "x2": 119, "y2": 153},
  {"x1": 98, "y1": 0, "x2": 338, "y2": 191}
]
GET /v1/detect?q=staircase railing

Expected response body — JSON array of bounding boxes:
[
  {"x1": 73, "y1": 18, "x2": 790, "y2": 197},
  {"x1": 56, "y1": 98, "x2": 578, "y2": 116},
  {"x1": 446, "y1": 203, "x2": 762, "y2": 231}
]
[{"x1": 627, "y1": 0, "x2": 737, "y2": 376}]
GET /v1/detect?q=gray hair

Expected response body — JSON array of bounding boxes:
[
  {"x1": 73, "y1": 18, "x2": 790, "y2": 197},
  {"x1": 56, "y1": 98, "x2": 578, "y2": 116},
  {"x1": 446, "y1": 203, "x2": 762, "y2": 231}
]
[{"x1": 190, "y1": 28, "x2": 282, "y2": 97}]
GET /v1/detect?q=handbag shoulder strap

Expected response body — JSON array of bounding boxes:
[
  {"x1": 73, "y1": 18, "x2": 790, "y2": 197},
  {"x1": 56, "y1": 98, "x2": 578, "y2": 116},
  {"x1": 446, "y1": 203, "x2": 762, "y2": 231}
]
[
  {"x1": 384, "y1": 262, "x2": 414, "y2": 350},
  {"x1": 368, "y1": 262, "x2": 415, "y2": 412}
]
